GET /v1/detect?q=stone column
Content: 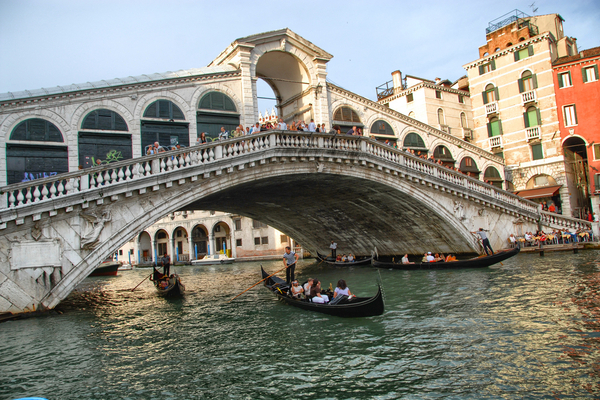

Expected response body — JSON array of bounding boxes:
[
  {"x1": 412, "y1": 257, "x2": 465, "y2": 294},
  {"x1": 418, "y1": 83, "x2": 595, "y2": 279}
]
[
  {"x1": 188, "y1": 235, "x2": 194, "y2": 260},
  {"x1": 208, "y1": 234, "x2": 215, "y2": 256},
  {"x1": 170, "y1": 238, "x2": 176, "y2": 262},
  {"x1": 151, "y1": 240, "x2": 157, "y2": 265}
]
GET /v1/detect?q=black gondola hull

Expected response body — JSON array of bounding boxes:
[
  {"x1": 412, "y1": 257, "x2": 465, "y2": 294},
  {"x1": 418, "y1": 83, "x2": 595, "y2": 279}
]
[
  {"x1": 373, "y1": 247, "x2": 520, "y2": 270},
  {"x1": 315, "y1": 252, "x2": 373, "y2": 266},
  {"x1": 261, "y1": 267, "x2": 383, "y2": 317}
]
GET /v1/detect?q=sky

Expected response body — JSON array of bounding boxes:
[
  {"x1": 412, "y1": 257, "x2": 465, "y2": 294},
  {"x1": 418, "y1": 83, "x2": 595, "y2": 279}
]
[{"x1": 1, "y1": 0, "x2": 599, "y2": 110}]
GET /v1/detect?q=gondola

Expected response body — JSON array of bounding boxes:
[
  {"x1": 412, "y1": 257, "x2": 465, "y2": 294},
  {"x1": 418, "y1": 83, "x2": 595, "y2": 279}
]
[
  {"x1": 372, "y1": 247, "x2": 520, "y2": 270},
  {"x1": 151, "y1": 256, "x2": 185, "y2": 297},
  {"x1": 315, "y1": 251, "x2": 373, "y2": 266},
  {"x1": 260, "y1": 266, "x2": 384, "y2": 317}
]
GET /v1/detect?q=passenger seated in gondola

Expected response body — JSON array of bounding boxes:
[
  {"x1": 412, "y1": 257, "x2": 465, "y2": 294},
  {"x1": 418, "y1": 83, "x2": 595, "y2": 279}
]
[
  {"x1": 333, "y1": 279, "x2": 352, "y2": 299},
  {"x1": 310, "y1": 279, "x2": 329, "y2": 303},
  {"x1": 445, "y1": 254, "x2": 457, "y2": 262},
  {"x1": 303, "y1": 278, "x2": 313, "y2": 299},
  {"x1": 290, "y1": 280, "x2": 304, "y2": 299},
  {"x1": 341, "y1": 254, "x2": 348, "y2": 262},
  {"x1": 426, "y1": 252, "x2": 435, "y2": 262},
  {"x1": 348, "y1": 253, "x2": 355, "y2": 262},
  {"x1": 160, "y1": 280, "x2": 169, "y2": 289},
  {"x1": 401, "y1": 254, "x2": 414, "y2": 264},
  {"x1": 336, "y1": 255, "x2": 342, "y2": 262}
]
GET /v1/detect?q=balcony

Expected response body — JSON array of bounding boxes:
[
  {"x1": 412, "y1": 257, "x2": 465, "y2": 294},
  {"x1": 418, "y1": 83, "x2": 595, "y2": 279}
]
[
  {"x1": 522, "y1": 90, "x2": 537, "y2": 104},
  {"x1": 526, "y1": 126, "x2": 541, "y2": 141},
  {"x1": 462, "y1": 128, "x2": 473, "y2": 140},
  {"x1": 485, "y1": 101, "x2": 498, "y2": 115},
  {"x1": 489, "y1": 136, "x2": 503, "y2": 149},
  {"x1": 439, "y1": 124, "x2": 450, "y2": 134}
]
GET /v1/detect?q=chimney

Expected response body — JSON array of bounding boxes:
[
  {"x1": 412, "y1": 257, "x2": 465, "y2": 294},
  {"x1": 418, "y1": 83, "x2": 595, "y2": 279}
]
[
  {"x1": 391, "y1": 70, "x2": 402, "y2": 90},
  {"x1": 435, "y1": 77, "x2": 441, "y2": 85}
]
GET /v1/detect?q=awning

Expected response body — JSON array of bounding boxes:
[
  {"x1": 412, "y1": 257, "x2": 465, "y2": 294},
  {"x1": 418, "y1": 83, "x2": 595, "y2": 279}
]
[{"x1": 514, "y1": 185, "x2": 562, "y2": 200}]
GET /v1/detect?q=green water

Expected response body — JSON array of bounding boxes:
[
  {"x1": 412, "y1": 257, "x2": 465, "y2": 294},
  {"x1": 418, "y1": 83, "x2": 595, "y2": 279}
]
[{"x1": 1, "y1": 252, "x2": 600, "y2": 399}]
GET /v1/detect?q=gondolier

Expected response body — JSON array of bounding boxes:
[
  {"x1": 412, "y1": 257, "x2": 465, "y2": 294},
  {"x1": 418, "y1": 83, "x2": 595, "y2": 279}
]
[
  {"x1": 473, "y1": 228, "x2": 494, "y2": 256},
  {"x1": 330, "y1": 240, "x2": 337, "y2": 259},
  {"x1": 282, "y1": 246, "x2": 299, "y2": 284}
]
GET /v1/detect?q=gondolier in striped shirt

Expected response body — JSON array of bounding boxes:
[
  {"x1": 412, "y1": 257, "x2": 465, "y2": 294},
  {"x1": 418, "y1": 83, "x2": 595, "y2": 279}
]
[{"x1": 282, "y1": 246, "x2": 299, "y2": 284}]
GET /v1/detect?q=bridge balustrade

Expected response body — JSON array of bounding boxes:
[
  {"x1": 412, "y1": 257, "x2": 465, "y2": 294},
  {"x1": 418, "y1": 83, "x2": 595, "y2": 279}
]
[{"x1": 0, "y1": 131, "x2": 589, "y2": 230}]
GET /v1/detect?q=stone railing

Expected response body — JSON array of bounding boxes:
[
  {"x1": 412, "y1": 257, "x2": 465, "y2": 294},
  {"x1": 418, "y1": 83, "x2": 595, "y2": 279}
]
[
  {"x1": 522, "y1": 90, "x2": 536, "y2": 104},
  {"x1": 486, "y1": 102, "x2": 498, "y2": 115},
  {"x1": 0, "y1": 131, "x2": 564, "y2": 222},
  {"x1": 489, "y1": 136, "x2": 503, "y2": 149},
  {"x1": 526, "y1": 127, "x2": 541, "y2": 141},
  {"x1": 540, "y1": 211, "x2": 592, "y2": 231}
]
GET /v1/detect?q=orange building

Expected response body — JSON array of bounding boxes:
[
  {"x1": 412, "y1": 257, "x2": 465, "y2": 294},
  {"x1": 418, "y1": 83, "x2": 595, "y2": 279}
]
[{"x1": 553, "y1": 47, "x2": 600, "y2": 215}]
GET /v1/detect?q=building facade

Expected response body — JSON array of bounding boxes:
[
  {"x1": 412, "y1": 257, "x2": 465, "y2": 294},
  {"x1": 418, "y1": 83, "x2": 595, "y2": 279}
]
[
  {"x1": 463, "y1": 10, "x2": 585, "y2": 216},
  {"x1": 553, "y1": 47, "x2": 600, "y2": 215}
]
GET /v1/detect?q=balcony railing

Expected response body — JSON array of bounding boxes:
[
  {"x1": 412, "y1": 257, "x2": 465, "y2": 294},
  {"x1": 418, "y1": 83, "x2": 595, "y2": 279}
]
[
  {"x1": 485, "y1": 102, "x2": 498, "y2": 115},
  {"x1": 489, "y1": 136, "x2": 503, "y2": 149},
  {"x1": 439, "y1": 124, "x2": 450, "y2": 134},
  {"x1": 522, "y1": 90, "x2": 536, "y2": 104},
  {"x1": 526, "y1": 126, "x2": 541, "y2": 141}
]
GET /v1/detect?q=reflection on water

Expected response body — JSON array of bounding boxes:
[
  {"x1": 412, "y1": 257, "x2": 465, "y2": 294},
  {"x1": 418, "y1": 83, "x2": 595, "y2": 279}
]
[{"x1": 1, "y1": 253, "x2": 600, "y2": 399}]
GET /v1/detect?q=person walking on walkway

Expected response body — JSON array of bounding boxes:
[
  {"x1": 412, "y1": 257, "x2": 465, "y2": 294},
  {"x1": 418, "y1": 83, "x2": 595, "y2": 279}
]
[{"x1": 474, "y1": 228, "x2": 494, "y2": 255}]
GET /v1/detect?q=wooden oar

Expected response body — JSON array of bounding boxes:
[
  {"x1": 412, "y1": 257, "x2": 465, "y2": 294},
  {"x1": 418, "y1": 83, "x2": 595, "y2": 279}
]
[
  {"x1": 131, "y1": 272, "x2": 153, "y2": 292},
  {"x1": 229, "y1": 264, "x2": 289, "y2": 302}
]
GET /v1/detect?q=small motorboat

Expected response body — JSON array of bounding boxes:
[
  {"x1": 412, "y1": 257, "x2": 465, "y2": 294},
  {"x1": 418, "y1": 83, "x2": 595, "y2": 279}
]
[
  {"x1": 261, "y1": 266, "x2": 384, "y2": 318},
  {"x1": 372, "y1": 247, "x2": 520, "y2": 270},
  {"x1": 191, "y1": 253, "x2": 235, "y2": 266}
]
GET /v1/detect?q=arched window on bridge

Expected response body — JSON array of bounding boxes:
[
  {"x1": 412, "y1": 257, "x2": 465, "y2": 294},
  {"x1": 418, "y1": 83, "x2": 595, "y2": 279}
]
[
  {"x1": 7, "y1": 118, "x2": 68, "y2": 185},
  {"x1": 459, "y1": 156, "x2": 480, "y2": 179},
  {"x1": 402, "y1": 132, "x2": 427, "y2": 156},
  {"x1": 484, "y1": 166, "x2": 503, "y2": 189},
  {"x1": 369, "y1": 119, "x2": 396, "y2": 145},
  {"x1": 192, "y1": 225, "x2": 208, "y2": 257},
  {"x1": 197, "y1": 91, "x2": 240, "y2": 142},
  {"x1": 155, "y1": 230, "x2": 170, "y2": 257},
  {"x1": 79, "y1": 109, "x2": 132, "y2": 168},
  {"x1": 433, "y1": 145, "x2": 455, "y2": 167},
  {"x1": 142, "y1": 100, "x2": 189, "y2": 153},
  {"x1": 332, "y1": 106, "x2": 362, "y2": 133}
]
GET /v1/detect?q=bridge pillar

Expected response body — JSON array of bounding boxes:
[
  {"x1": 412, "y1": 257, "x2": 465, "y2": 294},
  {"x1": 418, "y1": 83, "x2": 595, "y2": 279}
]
[
  {"x1": 209, "y1": 234, "x2": 215, "y2": 255},
  {"x1": 187, "y1": 235, "x2": 194, "y2": 261},
  {"x1": 170, "y1": 238, "x2": 175, "y2": 263},
  {"x1": 151, "y1": 240, "x2": 157, "y2": 265}
]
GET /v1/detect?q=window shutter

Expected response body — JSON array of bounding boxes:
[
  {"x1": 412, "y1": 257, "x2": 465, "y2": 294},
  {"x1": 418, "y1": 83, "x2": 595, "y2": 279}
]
[
  {"x1": 498, "y1": 120, "x2": 503, "y2": 135},
  {"x1": 558, "y1": 74, "x2": 564, "y2": 88},
  {"x1": 479, "y1": 65, "x2": 484, "y2": 75},
  {"x1": 523, "y1": 112, "x2": 529, "y2": 128},
  {"x1": 514, "y1": 51, "x2": 520, "y2": 62},
  {"x1": 494, "y1": 87, "x2": 500, "y2": 100},
  {"x1": 518, "y1": 78, "x2": 524, "y2": 93},
  {"x1": 487, "y1": 122, "x2": 492, "y2": 137},
  {"x1": 482, "y1": 91, "x2": 488, "y2": 104},
  {"x1": 567, "y1": 71, "x2": 572, "y2": 85},
  {"x1": 573, "y1": 104, "x2": 578, "y2": 124},
  {"x1": 532, "y1": 74, "x2": 538, "y2": 89},
  {"x1": 594, "y1": 65, "x2": 599, "y2": 80},
  {"x1": 536, "y1": 108, "x2": 542, "y2": 125},
  {"x1": 528, "y1": 45, "x2": 534, "y2": 56},
  {"x1": 583, "y1": 67, "x2": 588, "y2": 83},
  {"x1": 491, "y1": 60, "x2": 496, "y2": 71}
]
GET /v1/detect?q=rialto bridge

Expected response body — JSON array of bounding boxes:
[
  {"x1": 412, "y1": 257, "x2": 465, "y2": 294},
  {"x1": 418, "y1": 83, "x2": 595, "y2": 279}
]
[{"x1": 0, "y1": 29, "x2": 592, "y2": 314}]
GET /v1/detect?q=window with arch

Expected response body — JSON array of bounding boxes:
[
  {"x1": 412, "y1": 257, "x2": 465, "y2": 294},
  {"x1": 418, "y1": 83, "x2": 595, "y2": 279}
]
[
  {"x1": 82, "y1": 109, "x2": 128, "y2": 131},
  {"x1": 484, "y1": 166, "x2": 503, "y2": 188},
  {"x1": 403, "y1": 132, "x2": 426, "y2": 149},
  {"x1": 433, "y1": 145, "x2": 454, "y2": 163},
  {"x1": 460, "y1": 112, "x2": 468, "y2": 128},
  {"x1": 370, "y1": 120, "x2": 394, "y2": 135},
  {"x1": 437, "y1": 108, "x2": 445, "y2": 125},
  {"x1": 518, "y1": 70, "x2": 538, "y2": 93},
  {"x1": 333, "y1": 106, "x2": 361, "y2": 123},
  {"x1": 523, "y1": 106, "x2": 541, "y2": 128},
  {"x1": 198, "y1": 91, "x2": 237, "y2": 112},
  {"x1": 460, "y1": 156, "x2": 480, "y2": 179},
  {"x1": 10, "y1": 118, "x2": 63, "y2": 142},
  {"x1": 483, "y1": 83, "x2": 499, "y2": 104},
  {"x1": 143, "y1": 100, "x2": 185, "y2": 120},
  {"x1": 408, "y1": 111, "x2": 415, "y2": 118},
  {"x1": 479, "y1": 59, "x2": 496, "y2": 75},
  {"x1": 487, "y1": 117, "x2": 503, "y2": 137},
  {"x1": 506, "y1": 42, "x2": 513, "y2": 47}
]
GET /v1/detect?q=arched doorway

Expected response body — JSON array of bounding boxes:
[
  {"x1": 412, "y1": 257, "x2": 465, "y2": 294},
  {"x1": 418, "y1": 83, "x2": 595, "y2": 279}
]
[
  {"x1": 459, "y1": 156, "x2": 480, "y2": 179},
  {"x1": 403, "y1": 132, "x2": 427, "y2": 156},
  {"x1": 192, "y1": 225, "x2": 208, "y2": 257},
  {"x1": 433, "y1": 145, "x2": 454, "y2": 166},
  {"x1": 141, "y1": 100, "x2": 189, "y2": 152},
  {"x1": 197, "y1": 91, "x2": 240, "y2": 141},
  {"x1": 332, "y1": 106, "x2": 362, "y2": 133},
  {"x1": 213, "y1": 222, "x2": 231, "y2": 256},
  {"x1": 370, "y1": 119, "x2": 396, "y2": 145},
  {"x1": 484, "y1": 166, "x2": 503, "y2": 188},
  {"x1": 173, "y1": 226, "x2": 189, "y2": 262},
  {"x1": 138, "y1": 231, "x2": 152, "y2": 263},
  {"x1": 6, "y1": 118, "x2": 68, "y2": 184},
  {"x1": 155, "y1": 229, "x2": 170, "y2": 258},
  {"x1": 563, "y1": 136, "x2": 590, "y2": 217},
  {"x1": 79, "y1": 109, "x2": 131, "y2": 168}
]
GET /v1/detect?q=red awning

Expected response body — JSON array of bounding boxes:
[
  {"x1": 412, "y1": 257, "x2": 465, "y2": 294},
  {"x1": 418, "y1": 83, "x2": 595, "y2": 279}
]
[{"x1": 514, "y1": 185, "x2": 562, "y2": 200}]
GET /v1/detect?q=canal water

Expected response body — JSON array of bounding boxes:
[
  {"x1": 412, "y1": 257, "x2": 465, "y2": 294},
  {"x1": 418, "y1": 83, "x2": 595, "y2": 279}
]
[{"x1": 1, "y1": 251, "x2": 600, "y2": 399}]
